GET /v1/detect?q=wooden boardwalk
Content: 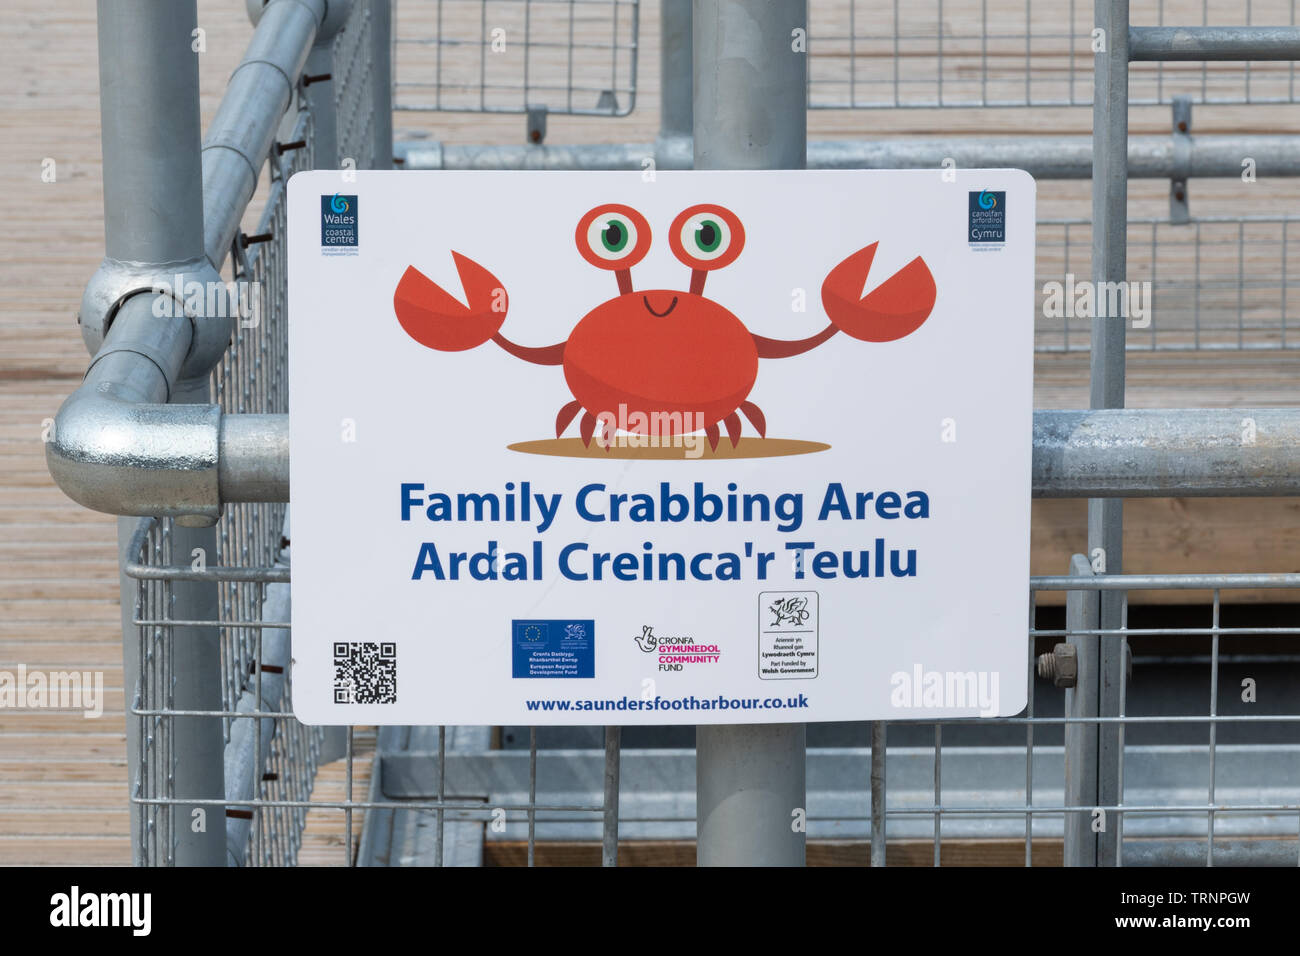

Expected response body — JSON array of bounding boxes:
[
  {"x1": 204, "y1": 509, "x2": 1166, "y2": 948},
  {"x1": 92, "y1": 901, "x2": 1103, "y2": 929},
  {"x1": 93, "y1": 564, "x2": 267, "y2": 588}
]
[{"x1": 1, "y1": 0, "x2": 1299, "y2": 865}]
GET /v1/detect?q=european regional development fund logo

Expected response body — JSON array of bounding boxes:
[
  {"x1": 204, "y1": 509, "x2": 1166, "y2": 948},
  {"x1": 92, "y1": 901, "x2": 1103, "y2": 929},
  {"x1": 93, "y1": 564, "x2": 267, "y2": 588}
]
[
  {"x1": 968, "y1": 189, "x2": 1006, "y2": 247},
  {"x1": 321, "y1": 193, "x2": 358, "y2": 254}
]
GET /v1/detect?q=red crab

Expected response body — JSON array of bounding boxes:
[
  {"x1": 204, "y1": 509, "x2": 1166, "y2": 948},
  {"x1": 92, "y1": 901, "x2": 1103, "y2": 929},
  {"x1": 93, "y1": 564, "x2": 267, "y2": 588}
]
[{"x1": 392, "y1": 202, "x2": 937, "y2": 451}]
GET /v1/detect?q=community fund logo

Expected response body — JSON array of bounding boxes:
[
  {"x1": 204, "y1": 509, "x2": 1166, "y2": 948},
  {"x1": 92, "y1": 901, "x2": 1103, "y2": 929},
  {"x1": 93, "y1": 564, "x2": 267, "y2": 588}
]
[
  {"x1": 635, "y1": 624, "x2": 720, "y2": 671},
  {"x1": 49, "y1": 886, "x2": 151, "y2": 936}
]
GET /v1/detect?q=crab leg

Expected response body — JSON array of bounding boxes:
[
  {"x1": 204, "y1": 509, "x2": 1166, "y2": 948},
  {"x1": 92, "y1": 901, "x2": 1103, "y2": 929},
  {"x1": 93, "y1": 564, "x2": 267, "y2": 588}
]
[
  {"x1": 579, "y1": 411, "x2": 599, "y2": 448},
  {"x1": 722, "y1": 412, "x2": 743, "y2": 448},
  {"x1": 556, "y1": 400, "x2": 583, "y2": 438},
  {"x1": 738, "y1": 400, "x2": 767, "y2": 438},
  {"x1": 704, "y1": 422, "x2": 721, "y2": 452}
]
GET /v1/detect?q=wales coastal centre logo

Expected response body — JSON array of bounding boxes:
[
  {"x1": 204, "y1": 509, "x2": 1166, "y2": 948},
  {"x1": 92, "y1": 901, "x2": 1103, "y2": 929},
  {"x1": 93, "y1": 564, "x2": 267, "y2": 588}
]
[{"x1": 321, "y1": 193, "x2": 358, "y2": 254}]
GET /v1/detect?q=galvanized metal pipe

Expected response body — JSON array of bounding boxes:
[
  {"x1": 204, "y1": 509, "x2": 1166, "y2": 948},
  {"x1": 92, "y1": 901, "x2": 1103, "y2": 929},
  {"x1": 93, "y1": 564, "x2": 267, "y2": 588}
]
[
  {"x1": 186, "y1": 406, "x2": 1300, "y2": 505},
  {"x1": 224, "y1": 529, "x2": 292, "y2": 865},
  {"x1": 1034, "y1": 408, "x2": 1300, "y2": 497},
  {"x1": 398, "y1": 133, "x2": 1300, "y2": 179},
  {"x1": 693, "y1": 0, "x2": 808, "y2": 869},
  {"x1": 370, "y1": 0, "x2": 395, "y2": 169},
  {"x1": 49, "y1": 0, "x2": 332, "y2": 522},
  {"x1": 658, "y1": 0, "x2": 693, "y2": 143},
  {"x1": 1130, "y1": 26, "x2": 1300, "y2": 60},
  {"x1": 203, "y1": 0, "x2": 326, "y2": 268},
  {"x1": 92, "y1": 0, "x2": 226, "y2": 868},
  {"x1": 1087, "y1": 0, "x2": 1130, "y2": 869},
  {"x1": 97, "y1": 0, "x2": 206, "y2": 265}
]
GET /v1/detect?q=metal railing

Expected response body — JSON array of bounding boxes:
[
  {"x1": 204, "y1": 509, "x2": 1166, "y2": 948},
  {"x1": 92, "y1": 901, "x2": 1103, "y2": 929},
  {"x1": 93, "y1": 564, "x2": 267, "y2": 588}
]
[
  {"x1": 362, "y1": 569, "x2": 1300, "y2": 866},
  {"x1": 392, "y1": 0, "x2": 640, "y2": 115},
  {"x1": 807, "y1": 0, "x2": 1300, "y2": 108},
  {"x1": 1036, "y1": 214, "x2": 1300, "y2": 352},
  {"x1": 42, "y1": 0, "x2": 1300, "y2": 865}
]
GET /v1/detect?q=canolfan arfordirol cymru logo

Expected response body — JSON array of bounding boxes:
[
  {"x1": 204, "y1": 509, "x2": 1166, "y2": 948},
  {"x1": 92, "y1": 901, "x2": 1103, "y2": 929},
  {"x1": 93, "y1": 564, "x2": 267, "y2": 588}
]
[{"x1": 392, "y1": 202, "x2": 937, "y2": 460}]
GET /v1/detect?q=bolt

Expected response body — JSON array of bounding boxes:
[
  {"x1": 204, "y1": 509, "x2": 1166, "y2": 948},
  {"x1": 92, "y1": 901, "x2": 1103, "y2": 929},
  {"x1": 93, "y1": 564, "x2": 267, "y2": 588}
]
[{"x1": 1036, "y1": 642, "x2": 1078, "y2": 688}]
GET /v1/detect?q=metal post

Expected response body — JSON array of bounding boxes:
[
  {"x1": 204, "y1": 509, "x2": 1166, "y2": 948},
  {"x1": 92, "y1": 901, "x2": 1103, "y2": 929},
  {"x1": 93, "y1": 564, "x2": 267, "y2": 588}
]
[
  {"x1": 1062, "y1": 554, "x2": 1100, "y2": 866},
  {"x1": 167, "y1": 376, "x2": 227, "y2": 867},
  {"x1": 96, "y1": 0, "x2": 225, "y2": 865},
  {"x1": 694, "y1": 0, "x2": 807, "y2": 867},
  {"x1": 117, "y1": 517, "x2": 144, "y2": 862},
  {"x1": 370, "y1": 0, "x2": 395, "y2": 169},
  {"x1": 656, "y1": 0, "x2": 693, "y2": 167},
  {"x1": 870, "y1": 722, "x2": 887, "y2": 866},
  {"x1": 304, "y1": 46, "x2": 338, "y2": 171},
  {"x1": 602, "y1": 726, "x2": 621, "y2": 866},
  {"x1": 1088, "y1": 0, "x2": 1129, "y2": 867}
]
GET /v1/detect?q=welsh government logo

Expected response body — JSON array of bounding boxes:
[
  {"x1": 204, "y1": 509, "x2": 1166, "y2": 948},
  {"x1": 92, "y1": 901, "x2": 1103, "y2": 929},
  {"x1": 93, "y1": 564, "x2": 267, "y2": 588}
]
[
  {"x1": 392, "y1": 202, "x2": 938, "y2": 459},
  {"x1": 633, "y1": 625, "x2": 657, "y2": 653},
  {"x1": 768, "y1": 596, "x2": 811, "y2": 628}
]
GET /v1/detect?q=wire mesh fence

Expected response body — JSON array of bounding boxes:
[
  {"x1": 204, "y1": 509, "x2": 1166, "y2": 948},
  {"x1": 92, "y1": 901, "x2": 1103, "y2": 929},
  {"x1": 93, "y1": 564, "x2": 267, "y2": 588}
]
[
  {"x1": 1035, "y1": 215, "x2": 1300, "y2": 351},
  {"x1": 334, "y1": 0, "x2": 379, "y2": 166},
  {"x1": 122, "y1": 100, "x2": 325, "y2": 866},
  {"x1": 393, "y1": 0, "x2": 640, "y2": 114},
  {"x1": 807, "y1": 0, "x2": 1300, "y2": 109},
  {"x1": 121, "y1": 545, "x2": 1300, "y2": 865}
]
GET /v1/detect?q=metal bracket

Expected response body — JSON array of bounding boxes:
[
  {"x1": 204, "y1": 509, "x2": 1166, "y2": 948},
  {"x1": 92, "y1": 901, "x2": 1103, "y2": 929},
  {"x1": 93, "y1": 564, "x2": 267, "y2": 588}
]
[
  {"x1": 229, "y1": 234, "x2": 252, "y2": 283},
  {"x1": 1171, "y1": 96, "x2": 1192, "y2": 224},
  {"x1": 526, "y1": 106, "x2": 548, "y2": 145},
  {"x1": 78, "y1": 256, "x2": 233, "y2": 382}
]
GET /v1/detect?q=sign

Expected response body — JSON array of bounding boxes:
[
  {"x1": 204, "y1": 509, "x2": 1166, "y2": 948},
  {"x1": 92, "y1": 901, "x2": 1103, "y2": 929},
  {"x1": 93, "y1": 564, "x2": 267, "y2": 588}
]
[{"x1": 287, "y1": 169, "x2": 1035, "y2": 725}]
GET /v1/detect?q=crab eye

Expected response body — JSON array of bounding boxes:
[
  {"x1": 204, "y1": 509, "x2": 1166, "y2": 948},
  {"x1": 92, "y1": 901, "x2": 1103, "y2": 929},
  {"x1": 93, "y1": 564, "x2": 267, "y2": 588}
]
[
  {"x1": 669, "y1": 204, "x2": 745, "y2": 270},
  {"x1": 576, "y1": 204, "x2": 651, "y2": 270}
]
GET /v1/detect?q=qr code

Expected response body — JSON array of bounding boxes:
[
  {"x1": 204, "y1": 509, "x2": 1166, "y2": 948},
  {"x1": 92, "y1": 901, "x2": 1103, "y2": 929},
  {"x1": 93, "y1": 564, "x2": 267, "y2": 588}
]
[{"x1": 333, "y1": 642, "x2": 397, "y2": 704}]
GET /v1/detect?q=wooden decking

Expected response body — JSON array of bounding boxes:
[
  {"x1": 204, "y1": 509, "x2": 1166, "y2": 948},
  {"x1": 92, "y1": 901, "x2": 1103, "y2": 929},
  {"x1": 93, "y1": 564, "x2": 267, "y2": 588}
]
[{"x1": 2, "y1": 0, "x2": 1300, "y2": 865}]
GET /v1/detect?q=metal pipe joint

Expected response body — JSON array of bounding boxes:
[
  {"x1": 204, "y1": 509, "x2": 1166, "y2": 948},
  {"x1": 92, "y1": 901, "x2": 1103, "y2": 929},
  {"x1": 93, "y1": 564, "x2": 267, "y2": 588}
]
[{"x1": 78, "y1": 256, "x2": 233, "y2": 383}]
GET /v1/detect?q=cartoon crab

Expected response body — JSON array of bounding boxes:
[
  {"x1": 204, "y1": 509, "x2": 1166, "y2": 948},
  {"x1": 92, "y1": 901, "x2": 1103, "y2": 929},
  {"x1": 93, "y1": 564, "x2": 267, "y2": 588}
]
[{"x1": 392, "y1": 203, "x2": 937, "y2": 451}]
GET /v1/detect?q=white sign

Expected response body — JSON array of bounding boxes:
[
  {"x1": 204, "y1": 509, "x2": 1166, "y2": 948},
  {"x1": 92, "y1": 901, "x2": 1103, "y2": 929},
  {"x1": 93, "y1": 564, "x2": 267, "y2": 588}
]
[{"x1": 287, "y1": 169, "x2": 1035, "y2": 725}]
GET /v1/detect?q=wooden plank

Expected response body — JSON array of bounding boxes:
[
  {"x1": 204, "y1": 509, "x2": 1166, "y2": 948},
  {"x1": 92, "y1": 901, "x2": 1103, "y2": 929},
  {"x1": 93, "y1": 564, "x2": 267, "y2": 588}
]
[{"x1": 0, "y1": 837, "x2": 131, "y2": 866}]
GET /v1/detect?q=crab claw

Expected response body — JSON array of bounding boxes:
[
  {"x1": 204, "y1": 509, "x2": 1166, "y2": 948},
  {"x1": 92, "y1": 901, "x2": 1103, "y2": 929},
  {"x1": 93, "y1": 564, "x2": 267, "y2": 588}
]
[
  {"x1": 393, "y1": 252, "x2": 508, "y2": 352},
  {"x1": 821, "y1": 242, "x2": 936, "y2": 342}
]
